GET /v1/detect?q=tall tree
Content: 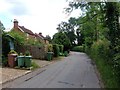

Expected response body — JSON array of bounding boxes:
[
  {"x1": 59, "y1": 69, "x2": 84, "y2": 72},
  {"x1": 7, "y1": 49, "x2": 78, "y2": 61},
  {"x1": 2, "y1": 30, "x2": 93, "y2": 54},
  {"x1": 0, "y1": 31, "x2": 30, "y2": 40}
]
[
  {"x1": 57, "y1": 17, "x2": 78, "y2": 45},
  {"x1": 52, "y1": 32, "x2": 71, "y2": 51},
  {"x1": 105, "y1": 2, "x2": 120, "y2": 54}
]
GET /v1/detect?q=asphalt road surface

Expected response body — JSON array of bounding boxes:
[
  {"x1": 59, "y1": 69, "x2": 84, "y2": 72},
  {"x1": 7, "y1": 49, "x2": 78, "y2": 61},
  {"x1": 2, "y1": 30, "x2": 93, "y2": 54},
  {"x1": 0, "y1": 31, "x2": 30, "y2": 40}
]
[{"x1": 3, "y1": 52, "x2": 101, "y2": 88}]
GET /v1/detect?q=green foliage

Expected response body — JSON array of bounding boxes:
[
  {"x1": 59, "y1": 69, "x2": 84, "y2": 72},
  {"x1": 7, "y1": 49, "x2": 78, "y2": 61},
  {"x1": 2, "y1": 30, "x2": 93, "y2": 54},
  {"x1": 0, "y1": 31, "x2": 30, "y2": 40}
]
[
  {"x1": 58, "y1": 45, "x2": 64, "y2": 53},
  {"x1": 57, "y1": 18, "x2": 78, "y2": 45},
  {"x1": 89, "y1": 39, "x2": 119, "y2": 88},
  {"x1": 92, "y1": 56, "x2": 119, "y2": 88},
  {"x1": 2, "y1": 55, "x2": 8, "y2": 67},
  {"x1": 71, "y1": 46, "x2": 84, "y2": 52},
  {"x1": 52, "y1": 32, "x2": 71, "y2": 51},
  {"x1": 9, "y1": 30, "x2": 43, "y2": 47},
  {"x1": 65, "y1": 1, "x2": 120, "y2": 87},
  {"x1": 2, "y1": 32, "x2": 10, "y2": 57},
  {"x1": 25, "y1": 50, "x2": 30, "y2": 56},
  {"x1": 52, "y1": 44, "x2": 60, "y2": 57},
  {"x1": 9, "y1": 30, "x2": 25, "y2": 45},
  {"x1": 64, "y1": 51, "x2": 68, "y2": 57},
  {"x1": 91, "y1": 39, "x2": 110, "y2": 59},
  {"x1": 31, "y1": 61, "x2": 40, "y2": 70},
  {"x1": 112, "y1": 53, "x2": 120, "y2": 82},
  {"x1": 47, "y1": 44, "x2": 53, "y2": 52},
  {"x1": 26, "y1": 37, "x2": 43, "y2": 47},
  {"x1": 9, "y1": 50, "x2": 18, "y2": 55}
]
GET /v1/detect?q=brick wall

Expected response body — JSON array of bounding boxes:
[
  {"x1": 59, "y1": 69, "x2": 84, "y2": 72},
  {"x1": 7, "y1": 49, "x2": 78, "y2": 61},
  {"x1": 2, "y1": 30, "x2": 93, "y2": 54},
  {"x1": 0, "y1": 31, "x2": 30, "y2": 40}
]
[{"x1": 15, "y1": 45, "x2": 48, "y2": 60}]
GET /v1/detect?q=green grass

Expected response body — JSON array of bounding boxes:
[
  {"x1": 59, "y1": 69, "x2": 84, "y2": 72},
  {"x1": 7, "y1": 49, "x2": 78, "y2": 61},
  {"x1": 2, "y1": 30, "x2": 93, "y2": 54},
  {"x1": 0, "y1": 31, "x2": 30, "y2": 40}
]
[
  {"x1": 31, "y1": 61, "x2": 40, "y2": 70},
  {"x1": 92, "y1": 57, "x2": 119, "y2": 88},
  {"x1": 53, "y1": 56, "x2": 64, "y2": 61}
]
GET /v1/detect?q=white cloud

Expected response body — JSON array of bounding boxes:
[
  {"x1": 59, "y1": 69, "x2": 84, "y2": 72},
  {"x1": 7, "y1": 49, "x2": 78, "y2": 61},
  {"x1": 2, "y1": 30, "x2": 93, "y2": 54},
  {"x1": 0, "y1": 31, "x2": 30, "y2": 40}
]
[{"x1": 0, "y1": 0, "x2": 81, "y2": 37}]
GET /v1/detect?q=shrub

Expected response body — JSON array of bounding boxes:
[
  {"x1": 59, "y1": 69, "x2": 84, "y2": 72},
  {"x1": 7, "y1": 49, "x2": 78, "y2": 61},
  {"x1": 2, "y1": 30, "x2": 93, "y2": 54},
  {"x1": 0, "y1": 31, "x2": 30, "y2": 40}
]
[
  {"x1": 53, "y1": 44, "x2": 60, "y2": 57},
  {"x1": 58, "y1": 45, "x2": 64, "y2": 53},
  {"x1": 52, "y1": 32, "x2": 71, "y2": 51},
  {"x1": 9, "y1": 30, "x2": 25, "y2": 45},
  {"x1": 90, "y1": 39, "x2": 120, "y2": 88},
  {"x1": 31, "y1": 61, "x2": 40, "y2": 70},
  {"x1": 9, "y1": 50, "x2": 18, "y2": 55},
  {"x1": 47, "y1": 44, "x2": 53, "y2": 52},
  {"x1": 113, "y1": 53, "x2": 120, "y2": 82},
  {"x1": 91, "y1": 39, "x2": 110, "y2": 60},
  {"x1": 25, "y1": 50, "x2": 30, "y2": 56},
  {"x1": 71, "y1": 46, "x2": 84, "y2": 52},
  {"x1": 2, "y1": 55, "x2": 8, "y2": 67},
  {"x1": 2, "y1": 32, "x2": 10, "y2": 57}
]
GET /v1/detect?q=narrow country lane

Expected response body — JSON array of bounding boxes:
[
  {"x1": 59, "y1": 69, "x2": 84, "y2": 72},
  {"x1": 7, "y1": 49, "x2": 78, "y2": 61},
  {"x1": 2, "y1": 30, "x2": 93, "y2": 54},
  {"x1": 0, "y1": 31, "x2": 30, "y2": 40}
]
[{"x1": 3, "y1": 52, "x2": 101, "y2": 88}]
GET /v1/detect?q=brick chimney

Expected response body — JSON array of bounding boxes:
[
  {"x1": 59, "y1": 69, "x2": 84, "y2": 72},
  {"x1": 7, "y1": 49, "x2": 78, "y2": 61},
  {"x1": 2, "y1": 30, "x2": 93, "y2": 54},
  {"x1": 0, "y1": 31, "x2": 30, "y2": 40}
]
[
  {"x1": 39, "y1": 32, "x2": 42, "y2": 35},
  {"x1": 13, "y1": 19, "x2": 18, "y2": 29}
]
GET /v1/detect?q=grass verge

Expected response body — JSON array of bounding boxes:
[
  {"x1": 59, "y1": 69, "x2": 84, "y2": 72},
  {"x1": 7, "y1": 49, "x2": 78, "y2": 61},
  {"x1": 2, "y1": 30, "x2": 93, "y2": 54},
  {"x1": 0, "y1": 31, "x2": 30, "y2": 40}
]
[
  {"x1": 31, "y1": 61, "x2": 40, "y2": 70},
  {"x1": 91, "y1": 57, "x2": 119, "y2": 88}
]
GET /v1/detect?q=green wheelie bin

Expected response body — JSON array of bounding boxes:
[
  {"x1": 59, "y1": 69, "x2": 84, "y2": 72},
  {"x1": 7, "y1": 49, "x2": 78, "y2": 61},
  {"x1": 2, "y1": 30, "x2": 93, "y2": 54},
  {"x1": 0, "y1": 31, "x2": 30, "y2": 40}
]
[
  {"x1": 47, "y1": 52, "x2": 53, "y2": 61},
  {"x1": 17, "y1": 56, "x2": 24, "y2": 67},
  {"x1": 64, "y1": 51, "x2": 68, "y2": 57},
  {"x1": 24, "y1": 56, "x2": 32, "y2": 67}
]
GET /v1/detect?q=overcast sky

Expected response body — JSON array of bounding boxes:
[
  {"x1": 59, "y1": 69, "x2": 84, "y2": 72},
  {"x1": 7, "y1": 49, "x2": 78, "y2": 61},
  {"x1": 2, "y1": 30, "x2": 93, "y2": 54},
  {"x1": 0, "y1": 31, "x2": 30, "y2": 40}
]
[{"x1": 0, "y1": 0, "x2": 81, "y2": 37}]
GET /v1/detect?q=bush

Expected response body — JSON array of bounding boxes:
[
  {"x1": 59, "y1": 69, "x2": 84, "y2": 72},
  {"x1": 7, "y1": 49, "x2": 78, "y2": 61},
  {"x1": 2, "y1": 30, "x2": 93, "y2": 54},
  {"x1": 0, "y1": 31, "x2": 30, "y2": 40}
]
[
  {"x1": 9, "y1": 30, "x2": 25, "y2": 45},
  {"x1": 89, "y1": 39, "x2": 120, "y2": 88},
  {"x1": 31, "y1": 61, "x2": 40, "y2": 70},
  {"x1": 53, "y1": 44, "x2": 60, "y2": 57},
  {"x1": 25, "y1": 50, "x2": 30, "y2": 56},
  {"x1": 2, "y1": 32, "x2": 10, "y2": 57},
  {"x1": 52, "y1": 32, "x2": 71, "y2": 51},
  {"x1": 2, "y1": 55, "x2": 8, "y2": 67},
  {"x1": 47, "y1": 44, "x2": 53, "y2": 52},
  {"x1": 91, "y1": 39, "x2": 110, "y2": 60},
  {"x1": 58, "y1": 45, "x2": 64, "y2": 53},
  {"x1": 71, "y1": 46, "x2": 84, "y2": 52},
  {"x1": 9, "y1": 50, "x2": 18, "y2": 55}
]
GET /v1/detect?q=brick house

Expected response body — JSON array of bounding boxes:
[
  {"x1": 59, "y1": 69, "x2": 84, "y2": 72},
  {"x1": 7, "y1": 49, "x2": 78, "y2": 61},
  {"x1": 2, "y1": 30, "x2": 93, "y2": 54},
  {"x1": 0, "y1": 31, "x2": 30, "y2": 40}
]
[
  {"x1": 11, "y1": 19, "x2": 49, "y2": 59},
  {"x1": 12, "y1": 19, "x2": 49, "y2": 44}
]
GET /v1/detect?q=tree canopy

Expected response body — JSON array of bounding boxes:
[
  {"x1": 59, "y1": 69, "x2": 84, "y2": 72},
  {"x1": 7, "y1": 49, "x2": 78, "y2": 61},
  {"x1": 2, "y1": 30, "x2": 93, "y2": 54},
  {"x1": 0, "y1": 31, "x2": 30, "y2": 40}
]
[{"x1": 52, "y1": 32, "x2": 71, "y2": 51}]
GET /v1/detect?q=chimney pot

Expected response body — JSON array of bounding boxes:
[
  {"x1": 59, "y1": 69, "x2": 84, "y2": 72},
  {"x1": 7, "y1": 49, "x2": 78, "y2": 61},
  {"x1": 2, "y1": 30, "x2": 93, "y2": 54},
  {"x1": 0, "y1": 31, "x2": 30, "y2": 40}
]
[
  {"x1": 13, "y1": 19, "x2": 18, "y2": 29},
  {"x1": 39, "y1": 32, "x2": 42, "y2": 35}
]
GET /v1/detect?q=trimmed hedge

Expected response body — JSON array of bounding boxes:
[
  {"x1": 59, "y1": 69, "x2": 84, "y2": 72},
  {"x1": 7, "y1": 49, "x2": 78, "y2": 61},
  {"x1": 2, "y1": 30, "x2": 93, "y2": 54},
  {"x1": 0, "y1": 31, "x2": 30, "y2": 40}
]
[
  {"x1": 53, "y1": 44, "x2": 60, "y2": 57},
  {"x1": 71, "y1": 46, "x2": 84, "y2": 52}
]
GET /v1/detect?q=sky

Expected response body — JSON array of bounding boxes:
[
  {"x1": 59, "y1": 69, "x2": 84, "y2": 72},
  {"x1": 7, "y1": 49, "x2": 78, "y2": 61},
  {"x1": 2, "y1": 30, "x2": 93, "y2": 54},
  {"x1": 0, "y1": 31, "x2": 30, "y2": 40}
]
[{"x1": 0, "y1": 0, "x2": 81, "y2": 37}]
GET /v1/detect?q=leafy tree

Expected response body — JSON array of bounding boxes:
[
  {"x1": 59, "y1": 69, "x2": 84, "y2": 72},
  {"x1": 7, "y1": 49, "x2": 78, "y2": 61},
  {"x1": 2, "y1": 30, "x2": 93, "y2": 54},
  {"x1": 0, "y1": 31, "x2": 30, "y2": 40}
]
[
  {"x1": 2, "y1": 32, "x2": 10, "y2": 57},
  {"x1": 8, "y1": 30, "x2": 26, "y2": 46},
  {"x1": 52, "y1": 32, "x2": 71, "y2": 51},
  {"x1": 65, "y1": 0, "x2": 120, "y2": 87},
  {"x1": 57, "y1": 18, "x2": 77, "y2": 45},
  {"x1": 0, "y1": 21, "x2": 5, "y2": 49}
]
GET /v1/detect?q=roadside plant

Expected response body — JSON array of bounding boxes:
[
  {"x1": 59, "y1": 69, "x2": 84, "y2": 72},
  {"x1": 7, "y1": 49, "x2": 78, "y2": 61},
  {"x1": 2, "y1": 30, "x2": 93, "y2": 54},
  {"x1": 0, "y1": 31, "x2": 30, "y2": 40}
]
[
  {"x1": 25, "y1": 50, "x2": 30, "y2": 56},
  {"x1": 19, "y1": 53, "x2": 23, "y2": 56},
  {"x1": 9, "y1": 50, "x2": 18, "y2": 55},
  {"x1": 48, "y1": 44, "x2": 53, "y2": 52},
  {"x1": 53, "y1": 44, "x2": 60, "y2": 57}
]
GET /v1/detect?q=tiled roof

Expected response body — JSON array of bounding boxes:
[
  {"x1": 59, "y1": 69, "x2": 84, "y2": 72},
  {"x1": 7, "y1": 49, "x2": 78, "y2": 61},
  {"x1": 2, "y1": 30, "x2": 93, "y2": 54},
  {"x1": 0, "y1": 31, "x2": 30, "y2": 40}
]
[
  {"x1": 35, "y1": 33, "x2": 44, "y2": 40},
  {"x1": 19, "y1": 26, "x2": 34, "y2": 35}
]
